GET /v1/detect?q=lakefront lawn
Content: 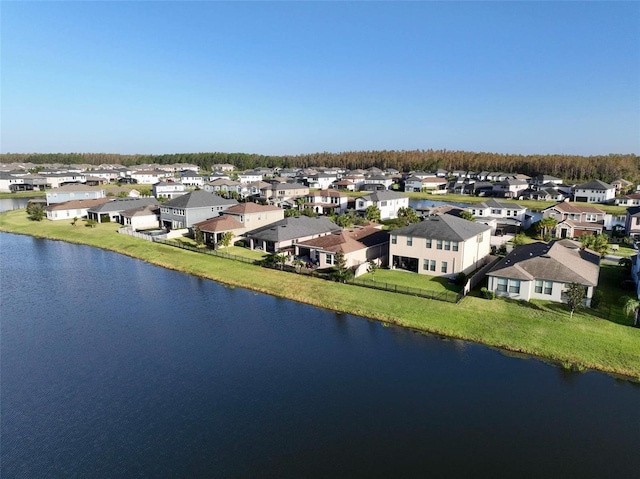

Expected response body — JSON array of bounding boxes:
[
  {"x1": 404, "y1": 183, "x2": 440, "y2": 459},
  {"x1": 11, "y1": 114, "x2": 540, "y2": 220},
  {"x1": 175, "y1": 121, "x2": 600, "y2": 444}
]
[{"x1": 1, "y1": 208, "x2": 639, "y2": 380}]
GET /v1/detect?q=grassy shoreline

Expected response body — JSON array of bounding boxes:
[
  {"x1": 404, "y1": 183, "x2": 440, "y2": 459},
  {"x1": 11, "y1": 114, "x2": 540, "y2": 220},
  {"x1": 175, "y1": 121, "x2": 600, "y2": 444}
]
[{"x1": 1, "y1": 209, "x2": 639, "y2": 381}]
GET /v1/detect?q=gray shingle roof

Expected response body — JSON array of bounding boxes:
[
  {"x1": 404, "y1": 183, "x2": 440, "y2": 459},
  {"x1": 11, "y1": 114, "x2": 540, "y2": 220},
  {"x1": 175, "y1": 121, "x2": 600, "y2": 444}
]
[
  {"x1": 487, "y1": 240, "x2": 600, "y2": 286},
  {"x1": 392, "y1": 214, "x2": 491, "y2": 241},
  {"x1": 88, "y1": 198, "x2": 158, "y2": 213},
  {"x1": 361, "y1": 190, "x2": 407, "y2": 202},
  {"x1": 245, "y1": 216, "x2": 340, "y2": 242},
  {"x1": 576, "y1": 179, "x2": 614, "y2": 190},
  {"x1": 163, "y1": 191, "x2": 237, "y2": 209}
]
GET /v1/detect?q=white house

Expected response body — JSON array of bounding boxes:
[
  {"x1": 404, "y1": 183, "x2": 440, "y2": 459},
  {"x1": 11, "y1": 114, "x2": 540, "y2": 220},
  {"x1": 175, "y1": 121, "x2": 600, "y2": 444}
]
[
  {"x1": 130, "y1": 170, "x2": 166, "y2": 185},
  {"x1": 46, "y1": 184, "x2": 106, "y2": 205},
  {"x1": 180, "y1": 173, "x2": 205, "y2": 188},
  {"x1": 153, "y1": 181, "x2": 186, "y2": 199},
  {"x1": 573, "y1": 180, "x2": 615, "y2": 203},
  {"x1": 356, "y1": 190, "x2": 409, "y2": 220},
  {"x1": 303, "y1": 189, "x2": 349, "y2": 215},
  {"x1": 46, "y1": 198, "x2": 111, "y2": 221},
  {"x1": 237, "y1": 171, "x2": 263, "y2": 184}
]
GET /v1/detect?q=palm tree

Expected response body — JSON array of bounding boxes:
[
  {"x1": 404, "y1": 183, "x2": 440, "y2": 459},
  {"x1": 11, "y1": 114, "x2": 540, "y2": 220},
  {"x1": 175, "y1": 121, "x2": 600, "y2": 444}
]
[{"x1": 621, "y1": 296, "x2": 640, "y2": 327}]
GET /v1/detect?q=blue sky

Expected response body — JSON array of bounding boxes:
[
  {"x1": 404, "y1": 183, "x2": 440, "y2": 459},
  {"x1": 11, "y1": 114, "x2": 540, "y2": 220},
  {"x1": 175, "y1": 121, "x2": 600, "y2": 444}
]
[{"x1": 2, "y1": 1, "x2": 639, "y2": 156}]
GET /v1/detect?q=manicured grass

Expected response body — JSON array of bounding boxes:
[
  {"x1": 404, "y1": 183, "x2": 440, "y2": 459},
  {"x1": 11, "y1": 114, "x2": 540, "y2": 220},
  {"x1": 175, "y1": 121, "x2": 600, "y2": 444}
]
[
  {"x1": 223, "y1": 245, "x2": 268, "y2": 260},
  {"x1": 359, "y1": 268, "x2": 460, "y2": 293},
  {"x1": 0, "y1": 191, "x2": 46, "y2": 199},
  {"x1": 404, "y1": 192, "x2": 628, "y2": 215},
  {"x1": 1, "y1": 208, "x2": 639, "y2": 380}
]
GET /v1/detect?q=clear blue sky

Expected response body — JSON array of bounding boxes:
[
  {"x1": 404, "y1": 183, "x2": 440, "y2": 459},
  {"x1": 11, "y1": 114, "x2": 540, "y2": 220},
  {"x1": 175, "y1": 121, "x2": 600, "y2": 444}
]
[{"x1": 2, "y1": 1, "x2": 639, "y2": 156}]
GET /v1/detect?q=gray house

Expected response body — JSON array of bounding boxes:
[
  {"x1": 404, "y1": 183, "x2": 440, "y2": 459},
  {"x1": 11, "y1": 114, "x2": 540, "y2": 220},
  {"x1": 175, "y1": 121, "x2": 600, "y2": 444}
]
[
  {"x1": 245, "y1": 216, "x2": 341, "y2": 253},
  {"x1": 159, "y1": 191, "x2": 237, "y2": 230},
  {"x1": 87, "y1": 198, "x2": 159, "y2": 223},
  {"x1": 46, "y1": 184, "x2": 105, "y2": 205}
]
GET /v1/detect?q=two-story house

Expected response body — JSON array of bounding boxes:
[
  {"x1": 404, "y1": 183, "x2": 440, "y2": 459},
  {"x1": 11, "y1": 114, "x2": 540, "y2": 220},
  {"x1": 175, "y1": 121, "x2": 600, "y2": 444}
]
[
  {"x1": 237, "y1": 171, "x2": 263, "y2": 184},
  {"x1": 153, "y1": 181, "x2": 186, "y2": 199},
  {"x1": 389, "y1": 214, "x2": 492, "y2": 277},
  {"x1": 469, "y1": 198, "x2": 528, "y2": 233},
  {"x1": 573, "y1": 180, "x2": 615, "y2": 203},
  {"x1": 625, "y1": 206, "x2": 640, "y2": 239},
  {"x1": 491, "y1": 179, "x2": 529, "y2": 199},
  {"x1": 130, "y1": 170, "x2": 166, "y2": 185},
  {"x1": 160, "y1": 191, "x2": 237, "y2": 230},
  {"x1": 542, "y1": 202, "x2": 606, "y2": 238},
  {"x1": 356, "y1": 190, "x2": 409, "y2": 220},
  {"x1": 180, "y1": 172, "x2": 205, "y2": 188},
  {"x1": 303, "y1": 189, "x2": 349, "y2": 215},
  {"x1": 260, "y1": 183, "x2": 310, "y2": 206}
]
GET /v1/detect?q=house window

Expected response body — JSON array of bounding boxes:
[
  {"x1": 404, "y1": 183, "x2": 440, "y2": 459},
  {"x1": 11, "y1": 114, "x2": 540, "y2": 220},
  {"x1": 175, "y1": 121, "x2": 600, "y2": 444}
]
[
  {"x1": 535, "y1": 280, "x2": 543, "y2": 294},
  {"x1": 426, "y1": 239, "x2": 432, "y2": 248},
  {"x1": 509, "y1": 280, "x2": 521, "y2": 294},
  {"x1": 326, "y1": 254, "x2": 333, "y2": 265},
  {"x1": 452, "y1": 241, "x2": 459, "y2": 251},
  {"x1": 497, "y1": 278, "x2": 508, "y2": 292},
  {"x1": 507, "y1": 210, "x2": 511, "y2": 216},
  {"x1": 407, "y1": 236, "x2": 413, "y2": 246},
  {"x1": 391, "y1": 235, "x2": 397, "y2": 245},
  {"x1": 436, "y1": 240, "x2": 443, "y2": 250},
  {"x1": 544, "y1": 281, "x2": 553, "y2": 295},
  {"x1": 430, "y1": 260, "x2": 436, "y2": 272},
  {"x1": 380, "y1": 201, "x2": 387, "y2": 207},
  {"x1": 444, "y1": 240, "x2": 450, "y2": 251},
  {"x1": 441, "y1": 261, "x2": 448, "y2": 273},
  {"x1": 423, "y1": 259, "x2": 429, "y2": 271},
  {"x1": 585, "y1": 214, "x2": 597, "y2": 222}
]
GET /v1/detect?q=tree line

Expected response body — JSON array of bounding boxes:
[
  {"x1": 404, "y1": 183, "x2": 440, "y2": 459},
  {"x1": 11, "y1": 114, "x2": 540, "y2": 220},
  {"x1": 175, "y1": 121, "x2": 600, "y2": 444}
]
[{"x1": 1, "y1": 150, "x2": 638, "y2": 183}]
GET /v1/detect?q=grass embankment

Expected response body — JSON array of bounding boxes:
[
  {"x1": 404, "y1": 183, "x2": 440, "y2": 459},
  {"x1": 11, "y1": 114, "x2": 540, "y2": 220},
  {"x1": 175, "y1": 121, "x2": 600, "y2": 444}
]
[
  {"x1": 1, "y1": 209, "x2": 639, "y2": 380},
  {"x1": 404, "y1": 192, "x2": 628, "y2": 215}
]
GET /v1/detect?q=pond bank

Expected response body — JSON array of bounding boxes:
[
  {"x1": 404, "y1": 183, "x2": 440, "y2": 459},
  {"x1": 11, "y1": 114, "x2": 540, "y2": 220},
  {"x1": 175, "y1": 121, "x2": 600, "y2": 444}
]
[{"x1": 1, "y1": 208, "x2": 639, "y2": 381}]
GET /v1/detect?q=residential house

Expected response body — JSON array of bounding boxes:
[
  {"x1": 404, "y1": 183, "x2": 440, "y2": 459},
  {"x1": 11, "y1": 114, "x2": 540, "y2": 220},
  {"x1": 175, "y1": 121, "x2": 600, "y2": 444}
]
[
  {"x1": 180, "y1": 172, "x2": 205, "y2": 188},
  {"x1": 389, "y1": 214, "x2": 492, "y2": 277},
  {"x1": 404, "y1": 176, "x2": 446, "y2": 192},
  {"x1": 303, "y1": 189, "x2": 349, "y2": 215},
  {"x1": 486, "y1": 239, "x2": 600, "y2": 306},
  {"x1": 0, "y1": 172, "x2": 26, "y2": 192},
  {"x1": 625, "y1": 206, "x2": 640, "y2": 239},
  {"x1": 193, "y1": 203, "x2": 285, "y2": 247},
  {"x1": 211, "y1": 163, "x2": 235, "y2": 172},
  {"x1": 491, "y1": 179, "x2": 529, "y2": 199},
  {"x1": 306, "y1": 173, "x2": 338, "y2": 190},
  {"x1": 611, "y1": 178, "x2": 634, "y2": 194},
  {"x1": 46, "y1": 184, "x2": 106, "y2": 205},
  {"x1": 153, "y1": 181, "x2": 187, "y2": 199},
  {"x1": 159, "y1": 191, "x2": 237, "y2": 230},
  {"x1": 87, "y1": 198, "x2": 159, "y2": 223},
  {"x1": 45, "y1": 198, "x2": 111, "y2": 221},
  {"x1": 238, "y1": 171, "x2": 263, "y2": 184},
  {"x1": 362, "y1": 175, "x2": 394, "y2": 190},
  {"x1": 244, "y1": 216, "x2": 341, "y2": 253},
  {"x1": 294, "y1": 225, "x2": 389, "y2": 270},
  {"x1": 573, "y1": 180, "x2": 615, "y2": 203},
  {"x1": 203, "y1": 179, "x2": 243, "y2": 196},
  {"x1": 521, "y1": 186, "x2": 567, "y2": 202},
  {"x1": 41, "y1": 172, "x2": 87, "y2": 188},
  {"x1": 260, "y1": 183, "x2": 310, "y2": 206},
  {"x1": 469, "y1": 198, "x2": 528, "y2": 234},
  {"x1": 356, "y1": 190, "x2": 409, "y2": 220},
  {"x1": 542, "y1": 202, "x2": 606, "y2": 238},
  {"x1": 533, "y1": 175, "x2": 563, "y2": 186},
  {"x1": 120, "y1": 204, "x2": 161, "y2": 229},
  {"x1": 332, "y1": 179, "x2": 356, "y2": 191},
  {"x1": 614, "y1": 193, "x2": 640, "y2": 207},
  {"x1": 130, "y1": 170, "x2": 167, "y2": 185}
]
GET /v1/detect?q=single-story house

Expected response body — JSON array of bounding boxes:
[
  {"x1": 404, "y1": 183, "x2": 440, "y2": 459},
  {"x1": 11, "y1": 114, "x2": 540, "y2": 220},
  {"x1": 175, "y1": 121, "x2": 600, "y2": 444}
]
[
  {"x1": 245, "y1": 216, "x2": 341, "y2": 253},
  {"x1": 46, "y1": 198, "x2": 111, "y2": 221},
  {"x1": 486, "y1": 239, "x2": 600, "y2": 306}
]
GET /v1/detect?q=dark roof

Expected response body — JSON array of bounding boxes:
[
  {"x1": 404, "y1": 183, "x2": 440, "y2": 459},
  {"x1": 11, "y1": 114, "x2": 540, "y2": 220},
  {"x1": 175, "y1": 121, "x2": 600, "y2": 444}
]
[
  {"x1": 575, "y1": 179, "x2": 614, "y2": 190},
  {"x1": 487, "y1": 240, "x2": 600, "y2": 286},
  {"x1": 361, "y1": 190, "x2": 408, "y2": 202},
  {"x1": 163, "y1": 191, "x2": 237, "y2": 209},
  {"x1": 245, "y1": 216, "x2": 340, "y2": 242},
  {"x1": 88, "y1": 198, "x2": 158, "y2": 213},
  {"x1": 392, "y1": 214, "x2": 491, "y2": 241},
  {"x1": 479, "y1": 198, "x2": 525, "y2": 210}
]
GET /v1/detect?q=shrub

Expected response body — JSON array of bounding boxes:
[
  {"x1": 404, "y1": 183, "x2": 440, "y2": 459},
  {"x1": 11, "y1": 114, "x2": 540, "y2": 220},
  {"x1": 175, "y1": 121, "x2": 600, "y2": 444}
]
[
  {"x1": 481, "y1": 287, "x2": 495, "y2": 300},
  {"x1": 590, "y1": 290, "x2": 603, "y2": 309}
]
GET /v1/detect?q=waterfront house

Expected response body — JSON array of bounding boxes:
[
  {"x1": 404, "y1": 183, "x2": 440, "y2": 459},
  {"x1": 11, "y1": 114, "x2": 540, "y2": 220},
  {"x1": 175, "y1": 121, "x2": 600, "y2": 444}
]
[
  {"x1": 572, "y1": 180, "x2": 615, "y2": 204},
  {"x1": 388, "y1": 214, "x2": 492, "y2": 277},
  {"x1": 404, "y1": 176, "x2": 447, "y2": 192},
  {"x1": 355, "y1": 190, "x2": 409, "y2": 220},
  {"x1": 614, "y1": 193, "x2": 640, "y2": 207},
  {"x1": 130, "y1": 170, "x2": 167, "y2": 185},
  {"x1": 294, "y1": 225, "x2": 389, "y2": 270},
  {"x1": 46, "y1": 184, "x2": 106, "y2": 205},
  {"x1": 87, "y1": 198, "x2": 159, "y2": 223},
  {"x1": 45, "y1": 198, "x2": 111, "y2": 221},
  {"x1": 244, "y1": 216, "x2": 341, "y2": 253},
  {"x1": 542, "y1": 202, "x2": 606, "y2": 238},
  {"x1": 120, "y1": 204, "x2": 161, "y2": 229},
  {"x1": 193, "y1": 203, "x2": 285, "y2": 248},
  {"x1": 486, "y1": 239, "x2": 600, "y2": 306},
  {"x1": 469, "y1": 198, "x2": 528, "y2": 234},
  {"x1": 159, "y1": 191, "x2": 237, "y2": 230},
  {"x1": 491, "y1": 178, "x2": 529, "y2": 199}
]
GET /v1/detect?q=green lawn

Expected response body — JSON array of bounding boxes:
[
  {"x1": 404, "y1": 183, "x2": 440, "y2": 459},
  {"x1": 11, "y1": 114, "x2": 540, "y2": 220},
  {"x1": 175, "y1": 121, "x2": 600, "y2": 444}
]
[
  {"x1": 359, "y1": 268, "x2": 460, "y2": 293},
  {"x1": 223, "y1": 245, "x2": 268, "y2": 260},
  {"x1": 0, "y1": 190, "x2": 46, "y2": 199},
  {"x1": 1, "y1": 208, "x2": 639, "y2": 380}
]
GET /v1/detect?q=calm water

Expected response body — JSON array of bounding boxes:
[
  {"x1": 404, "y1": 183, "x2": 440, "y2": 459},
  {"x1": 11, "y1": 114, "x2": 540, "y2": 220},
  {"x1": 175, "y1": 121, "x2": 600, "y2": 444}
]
[{"x1": 1, "y1": 232, "x2": 638, "y2": 478}]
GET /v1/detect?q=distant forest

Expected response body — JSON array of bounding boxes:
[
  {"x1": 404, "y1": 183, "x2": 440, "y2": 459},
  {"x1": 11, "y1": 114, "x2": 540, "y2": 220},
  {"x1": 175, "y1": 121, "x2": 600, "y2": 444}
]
[{"x1": 1, "y1": 150, "x2": 638, "y2": 183}]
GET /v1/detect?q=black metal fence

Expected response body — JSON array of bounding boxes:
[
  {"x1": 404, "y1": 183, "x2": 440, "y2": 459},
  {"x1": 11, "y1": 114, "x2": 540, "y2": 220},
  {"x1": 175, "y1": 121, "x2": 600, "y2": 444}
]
[{"x1": 154, "y1": 238, "x2": 463, "y2": 303}]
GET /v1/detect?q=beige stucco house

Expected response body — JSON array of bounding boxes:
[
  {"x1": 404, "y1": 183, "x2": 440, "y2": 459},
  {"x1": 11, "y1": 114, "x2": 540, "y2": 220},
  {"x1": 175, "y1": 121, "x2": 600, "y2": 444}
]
[{"x1": 388, "y1": 214, "x2": 492, "y2": 277}]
